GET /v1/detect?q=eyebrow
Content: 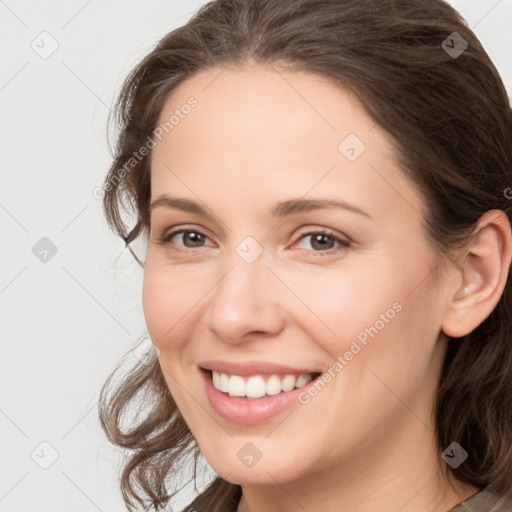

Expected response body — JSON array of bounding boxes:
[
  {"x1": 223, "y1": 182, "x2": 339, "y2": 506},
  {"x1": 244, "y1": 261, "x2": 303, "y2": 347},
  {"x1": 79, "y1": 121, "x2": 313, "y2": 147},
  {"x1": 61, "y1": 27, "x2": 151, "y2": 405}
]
[{"x1": 149, "y1": 195, "x2": 372, "y2": 219}]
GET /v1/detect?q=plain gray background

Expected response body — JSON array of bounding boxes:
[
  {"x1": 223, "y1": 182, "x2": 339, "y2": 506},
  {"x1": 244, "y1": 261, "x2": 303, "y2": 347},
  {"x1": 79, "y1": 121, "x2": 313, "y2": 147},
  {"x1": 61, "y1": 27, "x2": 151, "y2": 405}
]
[{"x1": 1, "y1": 1, "x2": 512, "y2": 510}]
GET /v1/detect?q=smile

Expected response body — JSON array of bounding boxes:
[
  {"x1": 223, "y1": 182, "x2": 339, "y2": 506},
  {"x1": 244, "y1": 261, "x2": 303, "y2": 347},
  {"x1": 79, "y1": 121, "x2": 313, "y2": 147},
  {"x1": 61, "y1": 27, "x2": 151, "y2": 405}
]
[
  {"x1": 211, "y1": 370, "x2": 317, "y2": 399},
  {"x1": 199, "y1": 365, "x2": 322, "y2": 425}
]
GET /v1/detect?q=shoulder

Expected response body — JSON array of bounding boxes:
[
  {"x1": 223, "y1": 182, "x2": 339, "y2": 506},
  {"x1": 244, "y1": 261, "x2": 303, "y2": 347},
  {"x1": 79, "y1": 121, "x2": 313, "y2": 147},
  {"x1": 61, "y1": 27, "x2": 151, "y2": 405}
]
[{"x1": 448, "y1": 486, "x2": 512, "y2": 511}]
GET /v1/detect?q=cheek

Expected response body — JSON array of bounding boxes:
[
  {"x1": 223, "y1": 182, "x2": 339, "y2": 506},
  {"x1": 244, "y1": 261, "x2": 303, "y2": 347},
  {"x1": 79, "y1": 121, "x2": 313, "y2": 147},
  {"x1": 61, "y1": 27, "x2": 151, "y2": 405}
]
[
  {"x1": 142, "y1": 262, "x2": 202, "y2": 349},
  {"x1": 283, "y1": 257, "x2": 438, "y2": 379},
  {"x1": 279, "y1": 262, "x2": 401, "y2": 347},
  {"x1": 142, "y1": 264, "x2": 204, "y2": 405}
]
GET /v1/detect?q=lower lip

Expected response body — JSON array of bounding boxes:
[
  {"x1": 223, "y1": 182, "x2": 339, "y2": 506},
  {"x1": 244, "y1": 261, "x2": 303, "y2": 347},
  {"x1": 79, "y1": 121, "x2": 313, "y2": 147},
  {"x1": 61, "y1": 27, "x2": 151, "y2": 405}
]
[{"x1": 200, "y1": 369, "x2": 317, "y2": 425}]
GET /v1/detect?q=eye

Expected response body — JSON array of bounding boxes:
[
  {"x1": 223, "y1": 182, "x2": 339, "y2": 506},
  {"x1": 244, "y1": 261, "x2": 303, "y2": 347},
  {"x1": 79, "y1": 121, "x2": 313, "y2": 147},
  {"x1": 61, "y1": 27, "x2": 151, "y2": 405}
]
[
  {"x1": 292, "y1": 229, "x2": 350, "y2": 255},
  {"x1": 158, "y1": 228, "x2": 214, "y2": 250},
  {"x1": 156, "y1": 227, "x2": 350, "y2": 256}
]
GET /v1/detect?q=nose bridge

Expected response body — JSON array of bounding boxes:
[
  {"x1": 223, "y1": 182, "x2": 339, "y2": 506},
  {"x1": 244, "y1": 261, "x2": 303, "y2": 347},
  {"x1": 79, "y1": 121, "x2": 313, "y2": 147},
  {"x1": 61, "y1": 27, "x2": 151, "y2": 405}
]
[{"x1": 205, "y1": 242, "x2": 284, "y2": 342}]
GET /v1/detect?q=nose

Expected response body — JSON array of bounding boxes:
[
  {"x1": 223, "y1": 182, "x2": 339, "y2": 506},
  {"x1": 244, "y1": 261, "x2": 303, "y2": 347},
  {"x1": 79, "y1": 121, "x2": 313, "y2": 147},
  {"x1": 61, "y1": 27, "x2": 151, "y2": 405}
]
[{"x1": 205, "y1": 253, "x2": 286, "y2": 344}]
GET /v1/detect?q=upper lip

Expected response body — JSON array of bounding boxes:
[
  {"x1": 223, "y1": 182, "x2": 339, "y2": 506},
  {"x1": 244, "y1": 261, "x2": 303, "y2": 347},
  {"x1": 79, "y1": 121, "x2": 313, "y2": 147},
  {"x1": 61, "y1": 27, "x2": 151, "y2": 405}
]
[{"x1": 199, "y1": 360, "x2": 321, "y2": 377}]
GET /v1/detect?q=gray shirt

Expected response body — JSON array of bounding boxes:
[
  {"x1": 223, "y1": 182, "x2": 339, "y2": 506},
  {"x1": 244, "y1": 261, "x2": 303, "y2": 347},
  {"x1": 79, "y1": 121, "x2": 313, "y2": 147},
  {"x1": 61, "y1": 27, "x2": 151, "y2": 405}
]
[{"x1": 448, "y1": 487, "x2": 512, "y2": 511}]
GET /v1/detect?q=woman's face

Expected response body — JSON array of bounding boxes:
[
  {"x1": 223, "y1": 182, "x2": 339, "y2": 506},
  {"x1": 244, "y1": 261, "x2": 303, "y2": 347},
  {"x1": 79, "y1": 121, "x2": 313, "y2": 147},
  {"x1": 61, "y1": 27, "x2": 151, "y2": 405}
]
[{"x1": 143, "y1": 63, "x2": 449, "y2": 484}]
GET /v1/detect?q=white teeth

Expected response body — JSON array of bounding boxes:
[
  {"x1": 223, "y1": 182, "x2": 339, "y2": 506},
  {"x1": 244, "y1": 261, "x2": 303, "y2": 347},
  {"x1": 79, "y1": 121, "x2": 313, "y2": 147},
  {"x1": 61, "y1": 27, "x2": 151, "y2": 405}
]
[
  {"x1": 296, "y1": 373, "x2": 313, "y2": 388},
  {"x1": 211, "y1": 371, "x2": 315, "y2": 398},
  {"x1": 212, "y1": 370, "x2": 220, "y2": 389},
  {"x1": 228, "y1": 375, "x2": 246, "y2": 397},
  {"x1": 266, "y1": 375, "x2": 282, "y2": 396},
  {"x1": 219, "y1": 372, "x2": 230, "y2": 393},
  {"x1": 245, "y1": 376, "x2": 266, "y2": 398},
  {"x1": 281, "y1": 375, "x2": 296, "y2": 392}
]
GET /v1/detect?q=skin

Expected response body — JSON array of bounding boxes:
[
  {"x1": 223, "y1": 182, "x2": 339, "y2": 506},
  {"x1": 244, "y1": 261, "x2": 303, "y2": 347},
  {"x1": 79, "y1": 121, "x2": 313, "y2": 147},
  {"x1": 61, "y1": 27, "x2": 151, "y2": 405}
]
[{"x1": 142, "y1": 62, "x2": 512, "y2": 511}]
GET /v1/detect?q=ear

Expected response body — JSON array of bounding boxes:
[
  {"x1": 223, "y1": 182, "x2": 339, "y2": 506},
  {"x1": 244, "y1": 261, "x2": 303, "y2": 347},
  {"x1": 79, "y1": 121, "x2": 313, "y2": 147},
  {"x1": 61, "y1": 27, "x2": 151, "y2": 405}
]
[{"x1": 441, "y1": 210, "x2": 512, "y2": 339}]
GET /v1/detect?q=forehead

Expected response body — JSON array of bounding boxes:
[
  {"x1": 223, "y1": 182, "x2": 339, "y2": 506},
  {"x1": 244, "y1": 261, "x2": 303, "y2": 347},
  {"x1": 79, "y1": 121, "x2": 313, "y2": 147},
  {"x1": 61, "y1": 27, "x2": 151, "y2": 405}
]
[
  {"x1": 149, "y1": 63, "x2": 423, "y2": 223},
  {"x1": 154, "y1": 63, "x2": 380, "y2": 157}
]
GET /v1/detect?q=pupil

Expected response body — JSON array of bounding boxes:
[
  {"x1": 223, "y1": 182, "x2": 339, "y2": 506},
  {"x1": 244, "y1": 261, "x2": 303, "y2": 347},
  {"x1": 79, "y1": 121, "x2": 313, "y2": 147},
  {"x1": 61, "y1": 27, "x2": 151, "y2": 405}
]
[
  {"x1": 186, "y1": 232, "x2": 203, "y2": 246},
  {"x1": 313, "y1": 234, "x2": 333, "y2": 250}
]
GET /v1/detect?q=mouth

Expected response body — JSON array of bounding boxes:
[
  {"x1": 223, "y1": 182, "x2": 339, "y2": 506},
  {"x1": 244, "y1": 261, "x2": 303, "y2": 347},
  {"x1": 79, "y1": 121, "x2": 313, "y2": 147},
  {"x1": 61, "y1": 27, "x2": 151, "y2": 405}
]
[{"x1": 201, "y1": 368, "x2": 322, "y2": 400}]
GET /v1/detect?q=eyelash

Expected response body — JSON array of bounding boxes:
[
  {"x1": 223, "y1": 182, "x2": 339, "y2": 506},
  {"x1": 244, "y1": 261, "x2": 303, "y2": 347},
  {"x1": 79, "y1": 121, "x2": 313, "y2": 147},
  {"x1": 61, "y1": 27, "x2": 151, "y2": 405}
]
[{"x1": 157, "y1": 227, "x2": 350, "y2": 256}]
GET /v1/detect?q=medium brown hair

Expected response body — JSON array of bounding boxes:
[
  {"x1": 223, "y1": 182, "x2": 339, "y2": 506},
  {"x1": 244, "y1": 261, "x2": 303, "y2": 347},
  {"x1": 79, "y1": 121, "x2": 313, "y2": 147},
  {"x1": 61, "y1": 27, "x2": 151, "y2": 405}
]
[{"x1": 98, "y1": 1, "x2": 512, "y2": 510}]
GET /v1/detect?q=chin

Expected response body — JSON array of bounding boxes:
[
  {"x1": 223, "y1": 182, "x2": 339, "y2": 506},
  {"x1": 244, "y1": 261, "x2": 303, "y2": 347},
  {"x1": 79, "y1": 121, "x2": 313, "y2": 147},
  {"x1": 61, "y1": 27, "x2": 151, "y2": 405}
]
[{"x1": 198, "y1": 441, "x2": 309, "y2": 486}]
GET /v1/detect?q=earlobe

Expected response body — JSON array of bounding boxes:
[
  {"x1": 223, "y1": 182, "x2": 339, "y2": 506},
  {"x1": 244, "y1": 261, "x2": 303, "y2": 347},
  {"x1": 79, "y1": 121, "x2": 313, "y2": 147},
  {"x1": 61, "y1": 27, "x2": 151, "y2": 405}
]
[{"x1": 441, "y1": 210, "x2": 512, "y2": 339}]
